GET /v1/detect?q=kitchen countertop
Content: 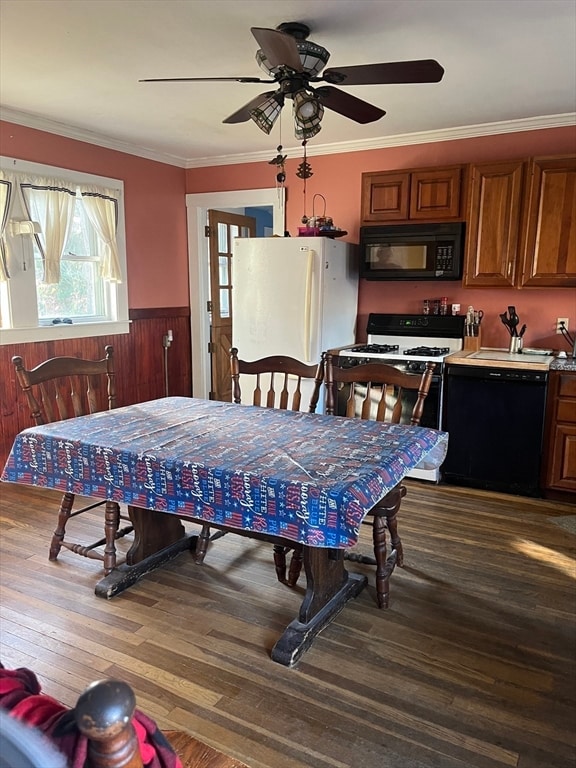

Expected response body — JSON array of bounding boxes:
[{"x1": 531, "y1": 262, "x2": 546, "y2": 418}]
[
  {"x1": 446, "y1": 348, "x2": 555, "y2": 371},
  {"x1": 549, "y1": 356, "x2": 576, "y2": 372}
]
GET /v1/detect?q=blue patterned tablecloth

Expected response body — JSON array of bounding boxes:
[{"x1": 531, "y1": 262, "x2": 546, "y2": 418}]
[{"x1": 1, "y1": 397, "x2": 448, "y2": 549}]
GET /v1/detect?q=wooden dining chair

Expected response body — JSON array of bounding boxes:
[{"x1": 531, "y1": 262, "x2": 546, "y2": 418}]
[
  {"x1": 194, "y1": 347, "x2": 324, "y2": 586},
  {"x1": 323, "y1": 351, "x2": 436, "y2": 608},
  {"x1": 76, "y1": 680, "x2": 249, "y2": 768},
  {"x1": 11, "y1": 346, "x2": 132, "y2": 574},
  {"x1": 0, "y1": 675, "x2": 248, "y2": 768}
]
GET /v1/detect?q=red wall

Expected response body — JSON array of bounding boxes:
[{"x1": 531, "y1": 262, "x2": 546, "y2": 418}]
[
  {"x1": 2, "y1": 119, "x2": 575, "y2": 351},
  {"x1": 0, "y1": 121, "x2": 189, "y2": 309},
  {"x1": 187, "y1": 126, "x2": 576, "y2": 350}
]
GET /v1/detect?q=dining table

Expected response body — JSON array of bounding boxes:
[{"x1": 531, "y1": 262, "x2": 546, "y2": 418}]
[{"x1": 2, "y1": 396, "x2": 448, "y2": 666}]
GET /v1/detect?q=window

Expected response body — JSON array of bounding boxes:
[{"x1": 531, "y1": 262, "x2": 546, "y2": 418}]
[
  {"x1": 33, "y1": 197, "x2": 107, "y2": 321},
  {"x1": 0, "y1": 157, "x2": 129, "y2": 344}
]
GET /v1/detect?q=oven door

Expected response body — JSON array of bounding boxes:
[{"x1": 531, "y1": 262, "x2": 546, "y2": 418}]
[{"x1": 333, "y1": 357, "x2": 442, "y2": 429}]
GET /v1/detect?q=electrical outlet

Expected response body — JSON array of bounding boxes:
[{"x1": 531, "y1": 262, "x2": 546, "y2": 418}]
[{"x1": 556, "y1": 317, "x2": 569, "y2": 334}]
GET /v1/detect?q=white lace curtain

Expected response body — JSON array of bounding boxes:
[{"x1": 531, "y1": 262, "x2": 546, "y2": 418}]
[
  {"x1": 80, "y1": 186, "x2": 122, "y2": 282},
  {"x1": 0, "y1": 171, "x2": 121, "y2": 284},
  {"x1": 20, "y1": 177, "x2": 77, "y2": 284},
  {"x1": 0, "y1": 174, "x2": 13, "y2": 281}
]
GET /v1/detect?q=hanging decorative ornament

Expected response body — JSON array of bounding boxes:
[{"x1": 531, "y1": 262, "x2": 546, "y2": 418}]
[
  {"x1": 268, "y1": 144, "x2": 287, "y2": 186},
  {"x1": 296, "y1": 140, "x2": 314, "y2": 227},
  {"x1": 295, "y1": 141, "x2": 347, "y2": 238},
  {"x1": 296, "y1": 141, "x2": 313, "y2": 181}
]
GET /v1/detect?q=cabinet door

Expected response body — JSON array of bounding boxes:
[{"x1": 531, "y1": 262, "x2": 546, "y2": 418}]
[
  {"x1": 409, "y1": 167, "x2": 462, "y2": 220},
  {"x1": 520, "y1": 156, "x2": 576, "y2": 287},
  {"x1": 463, "y1": 160, "x2": 525, "y2": 287},
  {"x1": 547, "y1": 424, "x2": 576, "y2": 491},
  {"x1": 361, "y1": 172, "x2": 410, "y2": 222},
  {"x1": 542, "y1": 372, "x2": 576, "y2": 494}
]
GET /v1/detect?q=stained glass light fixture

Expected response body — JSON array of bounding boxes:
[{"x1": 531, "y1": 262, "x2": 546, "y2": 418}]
[
  {"x1": 249, "y1": 93, "x2": 285, "y2": 134},
  {"x1": 293, "y1": 90, "x2": 324, "y2": 140},
  {"x1": 251, "y1": 26, "x2": 330, "y2": 140}
]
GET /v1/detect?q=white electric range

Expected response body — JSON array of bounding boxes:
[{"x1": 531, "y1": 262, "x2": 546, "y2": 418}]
[{"x1": 335, "y1": 313, "x2": 466, "y2": 482}]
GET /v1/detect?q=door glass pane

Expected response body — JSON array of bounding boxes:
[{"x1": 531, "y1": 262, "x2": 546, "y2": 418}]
[
  {"x1": 240, "y1": 226, "x2": 251, "y2": 237},
  {"x1": 230, "y1": 225, "x2": 239, "y2": 240},
  {"x1": 220, "y1": 288, "x2": 230, "y2": 318},
  {"x1": 218, "y1": 256, "x2": 228, "y2": 285},
  {"x1": 217, "y1": 222, "x2": 228, "y2": 253}
]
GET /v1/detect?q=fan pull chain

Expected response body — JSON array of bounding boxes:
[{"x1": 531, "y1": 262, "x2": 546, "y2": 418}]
[{"x1": 267, "y1": 113, "x2": 287, "y2": 214}]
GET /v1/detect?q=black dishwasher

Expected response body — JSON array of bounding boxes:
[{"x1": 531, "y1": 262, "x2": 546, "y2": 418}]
[{"x1": 442, "y1": 364, "x2": 548, "y2": 497}]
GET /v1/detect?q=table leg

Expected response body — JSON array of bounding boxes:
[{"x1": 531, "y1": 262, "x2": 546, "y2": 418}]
[
  {"x1": 271, "y1": 547, "x2": 367, "y2": 667},
  {"x1": 94, "y1": 506, "x2": 196, "y2": 599}
]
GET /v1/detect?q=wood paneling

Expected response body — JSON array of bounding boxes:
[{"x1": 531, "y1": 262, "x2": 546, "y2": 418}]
[
  {"x1": 0, "y1": 309, "x2": 192, "y2": 467},
  {"x1": 0, "y1": 481, "x2": 574, "y2": 768}
]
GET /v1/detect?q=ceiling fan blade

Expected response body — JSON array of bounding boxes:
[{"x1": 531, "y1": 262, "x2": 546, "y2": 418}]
[
  {"x1": 251, "y1": 27, "x2": 303, "y2": 72},
  {"x1": 321, "y1": 59, "x2": 444, "y2": 86},
  {"x1": 316, "y1": 86, "x2": 385, "y2": 124},
  {"x1": 223, "y1": 92, "x2": 277, "y2": 124},
  {"x1": 139, "y1": 76, "x2": 271, "y2": 84}
]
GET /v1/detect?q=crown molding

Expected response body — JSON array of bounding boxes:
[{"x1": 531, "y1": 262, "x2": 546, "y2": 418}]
[
  {"x1": 186, "y1": 113, "x2": 576, "y2": 167},
  {"x1": 0, "y1": 106, "x2": 188, "y2": 167},
  {"x1": 2, "y1": 106, "x2": 574, "y2": 170}
]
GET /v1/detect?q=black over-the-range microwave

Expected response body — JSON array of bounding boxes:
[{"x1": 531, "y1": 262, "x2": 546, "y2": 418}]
[{"x1": 360, "y1": 222, "x2": 465, "y2": 280}]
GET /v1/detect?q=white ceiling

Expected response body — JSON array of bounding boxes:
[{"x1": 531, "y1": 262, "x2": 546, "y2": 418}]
[{"x1": 1, "y1": 0, "x2": 575, "y2": 167}]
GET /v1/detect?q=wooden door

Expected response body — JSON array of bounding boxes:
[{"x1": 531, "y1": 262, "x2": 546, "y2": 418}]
[
  {"x1": 207, "y1": 210, "x2": 255, "y2": 401},
  {"x1": 463, "y1": 160, "x2": 525, "y2": 287},
  {"x1": 520, "y1": 155, "x2": 576, "y2": 287}
]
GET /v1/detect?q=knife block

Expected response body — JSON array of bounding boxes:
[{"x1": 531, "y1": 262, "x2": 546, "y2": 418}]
[{"x1": 463, "y1": 330, "x2": 481, "y2": 352}]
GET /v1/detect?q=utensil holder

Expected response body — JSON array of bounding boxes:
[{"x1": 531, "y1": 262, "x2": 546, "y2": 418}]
[{"x1": 509, "y1": 337, "x2": 523, "y2": 354}]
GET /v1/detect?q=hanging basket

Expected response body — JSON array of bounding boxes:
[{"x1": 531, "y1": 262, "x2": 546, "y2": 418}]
[{"x1": 298, "y1": 194, "x2": 347, "y2": 238}]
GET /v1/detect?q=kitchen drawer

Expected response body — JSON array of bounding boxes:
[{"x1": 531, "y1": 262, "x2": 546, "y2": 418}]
[
  {"x1": 558, "y1": 374, "x2": 576, "y2": 398},
  {"x1": 557, "y1": 398, "x2": 576, "y2": 424}
]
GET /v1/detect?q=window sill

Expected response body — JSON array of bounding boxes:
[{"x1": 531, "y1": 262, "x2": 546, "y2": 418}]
[{"x1": 0, "y1": 320, "x2": 131, "y2": 345}]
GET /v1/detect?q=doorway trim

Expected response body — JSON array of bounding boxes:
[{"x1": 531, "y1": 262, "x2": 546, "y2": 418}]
[{"x1": 186, "y1": 188, "x2": 285, "y2": 398}]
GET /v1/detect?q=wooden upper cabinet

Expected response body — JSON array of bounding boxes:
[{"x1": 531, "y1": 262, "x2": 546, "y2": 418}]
[
  {"x1": 464, "y1": 154, "x2": 576, "y2": 288},
  {"x1": 361, "y1": 166, "x2": 463, "y2": 224},
  {"x1": 463, "y1": 160, "x2": 525, "y2": 287},
  {"x1": 361, "y1": 171, "x2": 410, "y2": 222},
  {"x1": 520, "y1": 156, "x2": 576, "y2": 287},
  {"x1": 409, "y1": 167, "x2": 463, "y2": 220}
]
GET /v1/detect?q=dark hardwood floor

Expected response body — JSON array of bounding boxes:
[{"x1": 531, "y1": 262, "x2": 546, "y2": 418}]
[{"x1": 1, "y1": 481, "x2": 575, "y2": 768}]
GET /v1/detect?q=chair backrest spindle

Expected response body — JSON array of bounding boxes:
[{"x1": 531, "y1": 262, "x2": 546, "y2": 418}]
[
  {"x1": 230, "y1": 348, "x2": 323, "y2": 413},
  {"x1": 13, "y1": 346, "x2": 116, "y2": 426},
  {"x1": 325, "y1": 352, "x2": 435, "y2": 426}
]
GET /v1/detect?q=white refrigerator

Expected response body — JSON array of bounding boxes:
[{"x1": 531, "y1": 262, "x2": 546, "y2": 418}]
[{"x1": 232, "y1": 237, "x2": 359, "y2": 412}]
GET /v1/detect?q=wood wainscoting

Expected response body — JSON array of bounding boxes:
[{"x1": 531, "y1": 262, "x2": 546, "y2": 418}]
[{"x1": 0, "y1": 307, "x2": 192, "y2": 468}]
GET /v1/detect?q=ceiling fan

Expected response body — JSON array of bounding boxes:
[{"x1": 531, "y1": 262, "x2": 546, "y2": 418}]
[{"x1": 140, "y1": 22, "x2": 445, "y2": 140}]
